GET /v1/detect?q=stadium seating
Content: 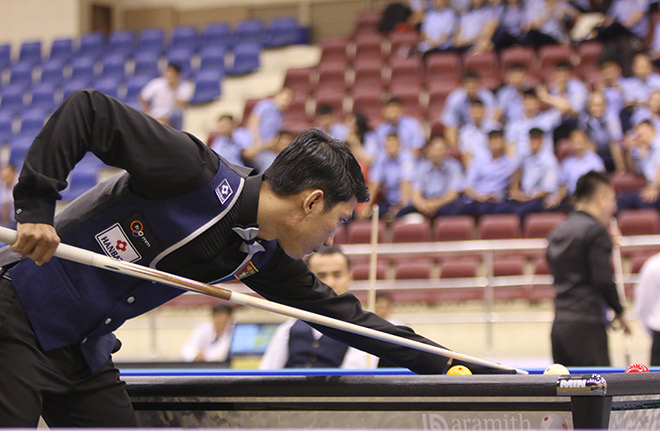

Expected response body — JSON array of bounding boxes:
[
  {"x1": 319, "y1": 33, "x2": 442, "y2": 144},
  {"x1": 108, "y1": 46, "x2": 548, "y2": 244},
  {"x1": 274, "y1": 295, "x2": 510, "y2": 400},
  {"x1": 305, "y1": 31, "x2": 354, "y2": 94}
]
[
  {"x1": 107, "y1": 31, "x2": 134, "y2": 56},
  {"x1": 227, "y1": 43, "x2": 260, "y2": 75},
  {"x1": 346, "y1": 220, "x2": 387, "y2": 243},
  {"x1": 137, "y1": 29, "x2": 166, "y2": 54},
  {"x1": 202, "y1": 23, "x2": 232, "y2": 47},
  {"x1": 49, "y1": 38, "x2": 73, "y2": 63},
  {"x1": 189, "y1": 70, "x2": 223, "y2": 104},
  {"x1": 267, "y1": 17, "x2": 300, "y2": 47},
  {"x1": 233, "y1": 20, "x2": 264, "y2": 46},
  {"x1": 28, "y1": 83, "x2": 58, "y2": 113},
  {"x1": 478, "y1": 214, "x2": 522, "y2": 239},
  {"x1": 170, "y1": 26, "x2": 199, "y2": 52},
  {"x1": 9, "y1": 62, "x2": 34, "y2": 88},
  {"x1": 523, "y1": 213, "x2": 566, "y2": 238},
  {"x1": 78, "y1": 33, "x2": 105, "y2": 59},
  {"x1": 0, "y1": 44, "x2": 10, "y2": 72},
  {"x1": 618, "y1": 209, "x2": 660, "y2": 236},
  {"x1": 40, "y1": 59, "x2": 65, "y2": 85},
  {"x1": 19, "y1": 41, "x2": 42, "y2": 66}
]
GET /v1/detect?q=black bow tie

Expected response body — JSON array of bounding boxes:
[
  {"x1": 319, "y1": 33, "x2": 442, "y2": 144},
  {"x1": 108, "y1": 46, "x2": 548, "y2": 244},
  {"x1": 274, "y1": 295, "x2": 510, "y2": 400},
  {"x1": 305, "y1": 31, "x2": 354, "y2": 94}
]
[{"x1": 232, "y1": 225, "x2": 265, "y2": 254}]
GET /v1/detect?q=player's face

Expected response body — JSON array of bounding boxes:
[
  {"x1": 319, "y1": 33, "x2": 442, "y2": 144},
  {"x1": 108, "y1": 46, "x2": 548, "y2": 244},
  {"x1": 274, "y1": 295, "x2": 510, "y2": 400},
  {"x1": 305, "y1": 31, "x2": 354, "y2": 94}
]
[
  {"x1": 281, "y1": 197, "x2": 356, "y2": 260},
  {"x1": 307, "y1": 253, "x2": 352, "y2": 295}
]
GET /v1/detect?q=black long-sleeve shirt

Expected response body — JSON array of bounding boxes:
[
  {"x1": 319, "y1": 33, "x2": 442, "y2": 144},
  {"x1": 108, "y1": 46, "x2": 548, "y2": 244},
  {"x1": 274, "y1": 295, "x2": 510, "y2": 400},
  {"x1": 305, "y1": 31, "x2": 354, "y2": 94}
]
[
  {"x1": 10, "y1": 90, "x2": 459, "y2": 375},
  {"x1": 546, "y1": 210, "x2": 624, "y2": 325}
]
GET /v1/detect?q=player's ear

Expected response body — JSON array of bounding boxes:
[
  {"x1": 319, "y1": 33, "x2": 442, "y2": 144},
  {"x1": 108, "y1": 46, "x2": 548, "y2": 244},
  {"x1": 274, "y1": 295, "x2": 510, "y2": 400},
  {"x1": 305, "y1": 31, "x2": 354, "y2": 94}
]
[{"x1": 302, "y1": 190, "x2": 325, "y2": 214}]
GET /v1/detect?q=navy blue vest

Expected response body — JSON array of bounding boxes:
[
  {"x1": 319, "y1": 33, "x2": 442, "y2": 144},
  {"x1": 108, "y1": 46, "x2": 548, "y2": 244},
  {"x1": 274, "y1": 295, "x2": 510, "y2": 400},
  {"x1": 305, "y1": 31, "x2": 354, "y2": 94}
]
[
  {"x1": 285, "y1": 319, "x2": 349, "y2": 368},
  {"x1": 7, "y1": 159, "x2": 277, "y2": 372}
]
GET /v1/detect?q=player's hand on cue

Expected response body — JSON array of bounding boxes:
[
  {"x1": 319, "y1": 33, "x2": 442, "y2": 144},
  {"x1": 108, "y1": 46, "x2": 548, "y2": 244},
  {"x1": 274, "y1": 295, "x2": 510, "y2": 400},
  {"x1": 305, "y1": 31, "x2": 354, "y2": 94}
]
[{"x1": 11, "y1": 223, "x2": 60, "y2": 266}]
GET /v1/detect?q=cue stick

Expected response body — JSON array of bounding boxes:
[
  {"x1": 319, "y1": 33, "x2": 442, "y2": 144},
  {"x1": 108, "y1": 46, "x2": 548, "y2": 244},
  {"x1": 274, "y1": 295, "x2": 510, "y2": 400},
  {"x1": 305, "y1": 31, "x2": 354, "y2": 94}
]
[
  {"x1": 0, "y1": 226, "x2": 527, "y2": 374},
  {"x1": 610, "y1": 219, "x2": 632, "y2": 365},
  {"x1": 366, "y1": 204, "x2": 379, "y2": 369}
]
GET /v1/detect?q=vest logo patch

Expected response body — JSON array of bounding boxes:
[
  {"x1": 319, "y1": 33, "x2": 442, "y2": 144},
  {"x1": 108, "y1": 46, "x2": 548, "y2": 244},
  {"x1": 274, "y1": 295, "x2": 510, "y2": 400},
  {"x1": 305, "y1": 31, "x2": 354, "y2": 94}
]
[
  {"x1": 215, "y1": 178, "x2": 233, "y2": 204},
  {"x1": 119, "y1": 212, "x2": 160, "y2": 257},
  {"x1": 95, "y1": 223, "x2": 142, "y2": 262},
  {"x1": 234, "y1": 261, "x2": 258, "y2": 279}
]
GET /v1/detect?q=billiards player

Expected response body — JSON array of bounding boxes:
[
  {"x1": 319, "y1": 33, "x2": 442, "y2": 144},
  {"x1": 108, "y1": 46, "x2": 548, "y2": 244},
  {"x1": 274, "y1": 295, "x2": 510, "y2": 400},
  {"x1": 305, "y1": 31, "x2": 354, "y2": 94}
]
[{"x1": 0, "y1": 91, "x2": 511, "y2": 428}]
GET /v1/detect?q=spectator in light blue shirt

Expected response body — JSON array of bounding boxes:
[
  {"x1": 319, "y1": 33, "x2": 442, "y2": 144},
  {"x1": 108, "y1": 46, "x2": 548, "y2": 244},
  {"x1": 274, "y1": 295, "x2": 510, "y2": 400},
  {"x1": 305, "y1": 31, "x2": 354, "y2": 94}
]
[
  {"x1": 522, "y1": 0, "x2": 575, "y2": 48},
  {"x1": 418, "y1": 0, "x2": 457, "y2": 55},
  {"x1": 315, "y1": 104, "x2": 349, "y2": 142},
  {"x1": 360, "y1": 134, "x2": 415, "y2": 220},
  {"x1": 491, "y1": 0, "x2": 525, "y2": 51},
  {"x1": 453, "y1": 0, "x2": 498, "y2": 53},
  {"x1": 579, "y1": 91, "x2": 625, "y2": 172},
  {"x1": 547, "y1": 62, "x2": 588, "y2": 118},
  {"x1": 459, "y1": 98, "x2": 501, "y2": 166},
  {"x1": 244, "y1": 129, "x2": 294, "y2": 174},
  {"x1": 596, "y1": 58, "x2": 626, "y2": 121},
  {"x1": 504, "y1": 128, "x2": 559, "y2": 219},
  {"x1": 596, "y1": 0, "x2": 650, "y2": 41},
  {"x1": 375, "y1": 97, "x2": 426, "y2": 157},
  {"x1": 247, "y1": 88, "x2": 293, "y2": 148},
  {"x1": 621, "y1": 53, "x2": 660, "y2": 107},
  {"x1": 496, "y1": 63, "x2": 528, "y2": 125},
  {"x1": 208, "y1": 114, "x2": 253, "y2": 166},
  {"x1": 458, "y1": 129, "x2": 518, "y2": 215},
  {"x1": 546, "y1": 129, "x2": 605, "y2": 209},
  {"x1": 631, "y1": 90, "x2": 660, "y2": 135},
  {"x1": 441, "y1": 72, "x2": 497, "y2": 148},
  {"x1": 398, "y1": 135, "x2": 464, "y2": 218},
  {"x1": 618, "y1": 120, "x2": 660, "y2": 210}
]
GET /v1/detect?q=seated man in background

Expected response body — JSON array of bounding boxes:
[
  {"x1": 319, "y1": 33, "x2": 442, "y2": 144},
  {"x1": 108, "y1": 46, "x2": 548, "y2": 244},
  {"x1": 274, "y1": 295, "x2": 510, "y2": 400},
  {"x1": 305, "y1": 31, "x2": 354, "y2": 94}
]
[
  {"x1": 459, "y1": 98, "x2": 501, "y2": 166},
  {"x1": 181, "y1": 303, "x2": 234, "y2": 365},
  {"x1": 618, "y1": 120, "x2": 660, "y2": 210},
  {"x1": 579, "y1": 91, "x2": 624, "y2": 173},
  {"x1": 246, "y1": 88, "x2": 292, "y2": 149},
  {"x1": 139, "y1": 63, "x2": 193, "y2": 130},
  {"x1": 398, "y1": 135, "x2": 463, "y2": 219},
  {"x1": 260, "y1": 247, "x2": 374, "y2": 369},
  {"x1": 208, "y1": 114, "x2": 253, "y2": 166},
  {"x1": 315, "y1": 104, "x2": 349, "y2": 141},
  {"x1": 375, "y1": 97, "x2": 425, "y2": 158},
  {"x1": 243, "y1": 129, "x2": 295, "y2": 174}
]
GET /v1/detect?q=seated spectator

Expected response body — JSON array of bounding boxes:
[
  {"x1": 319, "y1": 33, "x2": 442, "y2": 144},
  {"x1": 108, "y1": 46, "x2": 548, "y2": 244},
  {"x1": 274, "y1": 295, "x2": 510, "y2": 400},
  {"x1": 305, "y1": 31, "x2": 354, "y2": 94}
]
[
  {"x1": 619, "y1": 120, "x2": 660, "y2": 210},
  {"x1": 360, "y1": 133, "x2": 415, "y2": 220},
  {"x1": 453, "y1": 0, "x2": 498, "y2": 53},
  {"x1": 452, "y1": 0, "x2": 471, "y2": 13},
  {"x1": 579, "y1": 92, "x2": 625, "y2": 172},
  {"x1": 546, "y1": 129, "x2": 606, "y2": 209},
  {"x1": 505, "y1": 128, "x2": 559, "y2": 219},
  {"x1": 208, "y1": 114, "x2": 253, "y2": 166},
  {"x1": 181, "y1": 304, "x2": 234, "y2": 364},
  {"x1": 316, "y1": 104, "x2": 349, "y2": 141},
  {"x1": 631, "y1": 90, "x2": 660, "y2": 133},
  {"x1": 621, "y1": 53, "x2": 660, "y2": 111},
  {"x1": 442, "y1": 72, "x2": 497, "y2": 147},
  {"x1": 459, "y1": 98, "x2": 501, "y2": 166},
  {"x1": 495, "y1": 62, "x2": 528, "y2": 124},
  {"x1": 650, "y1": 18, "x2": 660, "y2": 69},
  {"x1": 505, "y1": 88, "x2": 563, "y2": 158},
  {"x1": 418, "y1": 0, "x2": 457, "y2": 56},
  {"x1": 345, "y1": 112, "x2": 379, "y2": 170},
  {"x1": 375, "y1": 97, "x2": 425, "y2": 157},
  {"x1": 398, "y1": 135, "x2": 463, "y2": 218},
  {"x1": 247, "y1": 87, "x2": 293, "y2": 148},
  {"x1": 139, "y1": 63, "x2": 193, "y2": 130},
  {"x1": 595, "y1": 58, "x2": 625, "y2": 121},
  {"x1": 0, "y1": 163, "x2": 17, "y2": 228},
  {"x1": 546, "y1": 61, "x2": 588, "y2": 120},
  {"x1": 243, "y1": 129, "x2": 294, "y2": 173},
  {"x1": 594, "y1": 0, "x2": 649, "y2": 44},
  {"x1": 458, "y1": 129, "x2": 518, "y2": 215},
  {"x1": 491, "y1": 0, "x2": 526, "y2": 51},
  {"x1": 260, "y1": 247, "x2": 375, "y2": 369},
  {"x1": 521, "y1": 0, "x2": 575, "y2": 48}
]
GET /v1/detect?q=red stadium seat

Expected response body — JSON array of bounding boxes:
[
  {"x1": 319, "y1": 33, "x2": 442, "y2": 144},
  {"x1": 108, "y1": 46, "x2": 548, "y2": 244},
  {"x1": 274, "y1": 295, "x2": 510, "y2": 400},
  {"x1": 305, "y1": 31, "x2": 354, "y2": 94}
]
[
  {"x1": 346, "y1": 220, "x2": 387, "y2": 243},
  {"x1": 425, "y1": 52, "x2": 462, "y2": 86},
  {"x1": 354, "y1": 11, "x2": 382, "y2": 35},
  {"x1": 317, "y1": 61, "x2": 348, "y2": 91},
  {"x1": 527, "y1": 258, "x2": 554, "y2": 302},
  {"x1": 389, "y1": 31, "x2": 419, "y2": 59},
  {"x1": 391, "y1": 218, "x2": 431, "y2": 243},
  {"x1": 523, "y1": 213, "x2": 566, "y2": 238},
  {"x1": 427, "y1": 82, "x2": 456, "y2": 119},
  {"x1": 631, "y1": 253, "x2": 652, "y2": 274},
  {"x1": 394, "y1": 259, "x2": 433, "y2": 280},
  {"x1": 618, "y1": 209, "x2": 660, "y2": 236},
  {"x1": 500, "y1": 46, "x2": 537, "y2": 79},
  {"x1": 389, "y1": 83, "x2": 423, "y2": 119},
  {"x1": 433, "y1": 216, "x2": 476, "y2": 241},
  {"x1": 352, "y1": 60, "x2": 384, "y2": 89},
  {"x1": 538, "y1": 45, "x2": 574, "y2": 81},
  {"x1": 493, "y1": 256, "x2": 525, "y2": 276},
  {"x1": 463, "y1": 52, "x2": 501, "y2": 90},
  {"x1": 478, "y1": 214, "x2": 522, "y2": 239},
  {"x1": 390, "y1": 56, "x2": 423, "y2": 86},
  {"x1": 440, "y1": 258, "x2": 478, "y2": 278},
  {"x1": 284, "y1": 67, "x2": 313, "y2": 96},
  {"x1": 351, "y1": 88, "x2": 383, "y2": 125},
  {"x1": 351, "y1": 261, "x2": 388, "y2": 280},
  {"x1": 320, "y1": 38, "x2": 349, "y2": 64},
  {"x1": 332, "y1": 224, "x2": 347, "y2": 245},
  {"x1": 239, "y1": 98, "x2": 259, "y2": 126},
  {"x1": 429, "y1": 118, "x2": 445, "y2": 136},
  {"x1": 314, "y1": 88, "x2": 345, "y2": 114},
  {"x1": 577, "y1": 41, "x2": 603, "y2": 78},
  {"x1": 353, "y1": 32, "x2": 385, "y2": 60},
  {"x1": 611, "y1": 172, "x2": 647, "y2": 195}
]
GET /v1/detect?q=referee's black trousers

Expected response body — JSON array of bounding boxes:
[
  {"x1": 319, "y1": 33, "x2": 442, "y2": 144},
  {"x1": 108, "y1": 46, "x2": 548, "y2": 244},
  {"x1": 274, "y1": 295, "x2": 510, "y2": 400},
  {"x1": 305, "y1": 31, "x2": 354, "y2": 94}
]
[
  {"x1": 551, "y1": 321, "x2": 610, "y2": 367},
  {"x1": 0, "y1": 278, "x2": 137, "y2": 427}
]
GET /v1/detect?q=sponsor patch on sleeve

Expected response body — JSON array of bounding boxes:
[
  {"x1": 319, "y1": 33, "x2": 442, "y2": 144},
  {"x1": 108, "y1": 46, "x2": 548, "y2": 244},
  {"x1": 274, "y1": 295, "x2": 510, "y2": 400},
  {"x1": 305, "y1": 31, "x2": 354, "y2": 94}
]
[
  {"x1": 95, "y1": 223, "x2": 142, "y2": 262},
  {"x1": 215, "y1": 178, "x2": 233, "y2": 204}
]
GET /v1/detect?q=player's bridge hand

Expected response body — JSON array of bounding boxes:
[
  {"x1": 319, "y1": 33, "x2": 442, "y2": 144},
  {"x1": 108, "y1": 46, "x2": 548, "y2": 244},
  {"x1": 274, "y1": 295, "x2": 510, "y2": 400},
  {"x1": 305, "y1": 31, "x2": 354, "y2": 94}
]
[{"x1": 11, "y1": 223, "x2": 60, "y2": 266}]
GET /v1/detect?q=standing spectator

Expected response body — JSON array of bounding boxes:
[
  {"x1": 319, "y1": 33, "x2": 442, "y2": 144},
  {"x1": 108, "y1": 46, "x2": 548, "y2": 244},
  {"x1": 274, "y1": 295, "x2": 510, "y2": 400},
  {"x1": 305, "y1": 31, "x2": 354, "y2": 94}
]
[
  {"x1": 208, "y1": 114, "x2": 253, "y2": 166},
  {"x1": 545, "y1": 129, "x2": 606, "y2": 209},
  {"x1": 496, "y1": 63, "x2": 529, "y2": 125},
  {"x1": 418, "y1": 0, "x2": 457, "y2": 57},
  {"x1": 315, "y1": 104, "x2": 349, "y2": 141},
  {"x1": 139, "y1": 63, "x2": 193, "y2": 130},
  {"x1": 181, "y1": 304, "x2": 234, "y2": 364},
  {"x1": 579, "y1": 92, "x2": 625, "y2": 172},
  {"x1": 0, "y1": 163, "x2": 17, "y2": 228},
  {"x1": 360, "y1": 134, "x2": 415, "y2": 220},
  {"x1": 243, "y1": 129, "x2": 295, "y2": 174},
  {"x1": 491, "y1": 0, "x2": 526, "y2": 51},
  {"x1": 546, "y1": 171, "x2": 631, "y2": 366},
  {"x1": 442, "y1": 73, "x2": 497, "y2": 148},
  {"x1": 618, "y1": 120, "x2": 660, "y2": 210},
  {"x1": 522, "y1": 0, "x2": 575, "y2": 48},
  {"x1": 634, "y1": 252, "x2": 660, "y2": 366},
  {"x1": 459, "y1": 98, "x2": 501, "y2": 166},
  {"x1": 375, "y1": 98, "x2": 426, "y2": 157},
  {"x1": 398, "y1": 135, "x2": 463, "y2": 218},
  {"x1": 459, "y1": 129, "x2": 518, "y2": 215},
  {"x1": 506, "y1": 128, "x2": 559, "y2": 219},
  {"x1": 246, "y1": 88, "x2": 293, "y2": 148}
]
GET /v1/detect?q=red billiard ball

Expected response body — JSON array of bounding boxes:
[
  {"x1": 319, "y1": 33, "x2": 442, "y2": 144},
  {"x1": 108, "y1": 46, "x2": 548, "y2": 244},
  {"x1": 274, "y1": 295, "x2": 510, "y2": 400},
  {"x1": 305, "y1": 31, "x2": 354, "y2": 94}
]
[{"x1": 625, "y1": 363, "x2": 650, "y2": 373}]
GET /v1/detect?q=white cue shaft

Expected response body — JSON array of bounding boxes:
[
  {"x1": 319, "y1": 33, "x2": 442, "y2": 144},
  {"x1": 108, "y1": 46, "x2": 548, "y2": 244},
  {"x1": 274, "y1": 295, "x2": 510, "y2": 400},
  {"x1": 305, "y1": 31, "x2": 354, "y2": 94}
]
[{"x1": 0, "y1": 226, "x2": 527, "y2": 374}]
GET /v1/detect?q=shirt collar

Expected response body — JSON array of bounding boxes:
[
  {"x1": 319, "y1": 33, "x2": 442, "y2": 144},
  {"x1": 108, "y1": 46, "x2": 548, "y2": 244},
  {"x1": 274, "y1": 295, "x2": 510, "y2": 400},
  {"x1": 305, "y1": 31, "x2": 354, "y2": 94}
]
[{"x1": 232, "y1": 174, "x2": 265, "y2": 254}]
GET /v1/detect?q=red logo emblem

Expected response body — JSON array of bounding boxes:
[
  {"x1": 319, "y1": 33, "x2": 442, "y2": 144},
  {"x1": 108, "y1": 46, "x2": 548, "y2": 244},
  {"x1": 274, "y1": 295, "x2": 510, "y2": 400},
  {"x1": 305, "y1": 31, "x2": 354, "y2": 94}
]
[
  {"x1": 234, "y1": 261, "x2": 258, "y2": 279},
  {"x1": 116, "y1": 240, "x2": 127, "y2": 251}
]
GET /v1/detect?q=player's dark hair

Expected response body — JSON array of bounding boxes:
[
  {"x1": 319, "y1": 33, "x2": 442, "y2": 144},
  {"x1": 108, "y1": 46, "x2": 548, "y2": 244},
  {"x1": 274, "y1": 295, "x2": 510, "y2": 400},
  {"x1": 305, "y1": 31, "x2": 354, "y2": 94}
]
[
  {"x1": 574, "y1": 171, "x2": 611, "y2": 201},
  {"x1": 264, "y1": 129, "x2": 370, "y2": 211},
  {"x1": 307, "y1": 246, "x2": 351, "y2": 270}
]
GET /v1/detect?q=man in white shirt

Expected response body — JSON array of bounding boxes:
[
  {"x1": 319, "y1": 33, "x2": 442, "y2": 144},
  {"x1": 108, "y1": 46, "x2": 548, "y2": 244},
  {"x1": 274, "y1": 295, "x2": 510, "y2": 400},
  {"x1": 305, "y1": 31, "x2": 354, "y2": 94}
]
[
  {"x1": 181, "y1": 303, "x2": 234, "y2": 363},
  {"x1": 635, "y1": 252, "x2": 660, "y2": 365},
  {"x1": 139, "y1": 63, "x2": 194, "y2": 129},
  {"x1": 260, "y1": 247, "x2": 376, "y2": 369},
  {"x1": 0, "y1": 163, "x2": 17, "y2": 228}
]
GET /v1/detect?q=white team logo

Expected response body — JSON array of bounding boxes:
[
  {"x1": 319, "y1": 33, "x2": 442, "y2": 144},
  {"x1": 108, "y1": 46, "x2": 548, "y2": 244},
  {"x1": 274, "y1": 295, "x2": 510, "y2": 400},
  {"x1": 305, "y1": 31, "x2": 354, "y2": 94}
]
[
  {"x1": 95, "y1": 223, "x2": 142, "y2": 262},
  {"x1": 215, "y1": 178, "x2": 233, "y2": 204}
]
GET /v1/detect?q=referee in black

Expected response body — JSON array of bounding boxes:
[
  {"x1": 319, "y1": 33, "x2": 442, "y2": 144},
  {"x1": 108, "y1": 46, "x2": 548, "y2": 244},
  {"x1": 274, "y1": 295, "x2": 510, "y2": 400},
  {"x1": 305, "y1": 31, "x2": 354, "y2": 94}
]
[{"x1": 546, "y1": 171, "x2": 631, "y2": 366}]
